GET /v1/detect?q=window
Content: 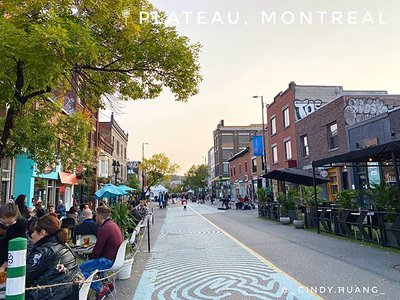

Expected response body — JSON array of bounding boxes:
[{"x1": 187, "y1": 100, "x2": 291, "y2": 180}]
[
  {"x1": 238, "y1": 134, "x2": 250, "y2": 144},
  {"x1": 284, "y1": 140, "x2": 292, "y2": 160},
  {"x1": 223, "y1": 162, "x2": 229, "y2": 174},
  {"x1": 252, "y1": 158, "x2": 257, "y2": 173},
  {"x1": 301, "y1": 135, "x2": 309, "y2": 157},
  {"x1": 270, "y1": 117, "x2": 276, "y2": 135},
  {"x1": 233, "y1": 167, "x2": 236, "y2": 176},
  {"x1": 283, "y1": 108, "x2": 290, "y2": 128},
  {"x1": 116, "y1": 140, "x2": 120, "y2": 155},
  {"x1": 328, "y1": 122, "x2": 339, "y2": 149},
  {"x1": 244, "y1": 161, "x2": 248, "y2": 173},
  {"x1": 230, "y1": 168, "x2": 233, "y2": 177},
  {"x1": 239, "y1": 164, "x2": 242, "y2": 174},
  {"x1": 272, "y1": 145, "x2": 278, "y2": 164},
  {"x1": 221, "y1": 134, "x2": 233, "y2": 144},
  {"x1": 222, "y1": 149, "x2": 234, "y2": 160}
]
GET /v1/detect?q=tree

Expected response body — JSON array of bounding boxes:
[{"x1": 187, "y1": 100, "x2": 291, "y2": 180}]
[
  {"x1": 127, "y1": 174, "x2": 141, "y2": 191},
  {"x1": 184, "y1": 164, "x2": 208, "y2": 194},
  {"x1": 0, "y1": 1, "x2": 201, "y2": 169},
  {"x1": 141, "y1": 153, "x2": 179, "y2": 194}
]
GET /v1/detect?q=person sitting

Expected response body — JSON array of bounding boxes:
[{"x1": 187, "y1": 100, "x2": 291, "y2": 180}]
[
  {"x1": 0, "y1": 203, "x2": 28, "y2": 273},
  {"x1": 48, "y1": 205, "x2": 58, "y2": 218},
  {"x1": 73, "y1": 209, "x2": 98, "y2": 243},
  {"x1": 79, "y1": 206, "x2": 123, "y2": 300},
  {"x1": 26, "y1": 215, "x2": 80, "y2": 300}
]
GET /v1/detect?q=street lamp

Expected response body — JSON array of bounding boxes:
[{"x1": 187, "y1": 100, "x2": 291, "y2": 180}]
[
  {"x1": 112, "y1": 160, "x2": 120, "y2": 184},
  {"x1": 252, "y1": 95, "x2": 267, "y2": 174},
  {"x1": 141, "y1": 142, "x2": 148, "y2": 200}
]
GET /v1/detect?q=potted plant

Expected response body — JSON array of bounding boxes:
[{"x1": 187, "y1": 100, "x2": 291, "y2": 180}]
[
  {"x1": 257, "y1": 187, "x2": 267, "y2": 217},
  {"x1": 277, "y1": 192, "x2": 290, "y2": 225},
  {"x1": 302, "y1": 186, "x2": 324, "y2": 228},
  {"x1": 293, "y1": 209, "x2": 305, "y2": 229},
  {"x1": 366, "y1": 183, "x2": 399, "y2": 246},
  {"x1": 111, "y1": 202, "x2": 138, "y2": 279},
  {"x1": 286, "y1": 188, "x2": 299, "y2": 222}
]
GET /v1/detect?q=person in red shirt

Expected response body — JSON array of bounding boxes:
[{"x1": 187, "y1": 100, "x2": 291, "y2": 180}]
[{"x1": 79, "y1": 206, "x2": 123, "y2": 300}]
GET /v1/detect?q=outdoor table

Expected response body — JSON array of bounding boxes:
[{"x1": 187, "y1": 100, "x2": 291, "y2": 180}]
[{"x1": 71, "y1": 243, "x2": 95, "y2": 259}]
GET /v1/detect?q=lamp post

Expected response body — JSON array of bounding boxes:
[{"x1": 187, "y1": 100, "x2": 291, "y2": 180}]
[
  {"x1": 142, "y1": 142, "x2": 148, "y2": 200},
  {"x1": 252, "y1": 95, "x2": 267, "y2": 174},
  {"x1": 112, "y1": 160, "x2": 120, "y2": 184}
]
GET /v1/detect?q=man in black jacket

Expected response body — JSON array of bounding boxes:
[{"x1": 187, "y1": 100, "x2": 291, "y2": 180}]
[{"x1": 73, "y1": 209, "x2": 98, "y2": 243}]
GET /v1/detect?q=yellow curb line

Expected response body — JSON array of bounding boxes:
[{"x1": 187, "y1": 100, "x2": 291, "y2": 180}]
[{"x1": 189, "y1": 205, "x2": 324, "y2": 300}]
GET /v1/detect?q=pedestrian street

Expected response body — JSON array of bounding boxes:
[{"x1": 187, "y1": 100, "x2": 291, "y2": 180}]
[{"x1": 133, "y1": 205, "x2": 321, "y2": 300}]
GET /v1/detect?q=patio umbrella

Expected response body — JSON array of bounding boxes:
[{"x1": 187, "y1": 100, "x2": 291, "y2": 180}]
[
  {"x1": 118, "y1": 185, "x2": 136, "y2": 193},
  {"x1": 95, "y1": 184, "x2": 126, "y2": 199}
]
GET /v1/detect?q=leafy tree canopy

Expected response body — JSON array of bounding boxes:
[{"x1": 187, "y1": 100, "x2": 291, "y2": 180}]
[
  {"x1": 183, "y1": 164, "x2": 208, "y2": 193},
  {"x1": 0, "y1": 0, "x2": 201, "y2": 169},
  {"x1": 141, "y1": 153, "x2": 179, "y2": 193}
]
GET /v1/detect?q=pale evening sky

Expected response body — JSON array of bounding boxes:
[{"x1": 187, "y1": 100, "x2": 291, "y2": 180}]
[{"x1": 100, "y1": 0, "x2": 400, "y2": 175}]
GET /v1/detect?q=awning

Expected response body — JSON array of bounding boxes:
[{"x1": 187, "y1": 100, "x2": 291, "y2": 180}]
[
  {"x1": 312, "y1": 141, "x2": 400, "y2": 166},
  {"x1": 59, "y1": 171, "x2": 78, "y2": 185},
  {"x1": 263, "y1": 168, "x2": 330, "y2": 186}
]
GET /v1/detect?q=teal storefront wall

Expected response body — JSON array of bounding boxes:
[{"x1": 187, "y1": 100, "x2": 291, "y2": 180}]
[{"x1": 14, "y1": 155, "x2": 60, "y2": 208}]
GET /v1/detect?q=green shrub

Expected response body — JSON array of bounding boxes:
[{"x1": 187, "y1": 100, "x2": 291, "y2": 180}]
[
  {"x1": 335, "y1": 189, "x2": 359, "y2": 209},
  {"x1": 111, "y1": 202, "x2": 138, "y2": 239},
  {"x1": 366, "y1": 183, "x2": 399, "y2": 211}
]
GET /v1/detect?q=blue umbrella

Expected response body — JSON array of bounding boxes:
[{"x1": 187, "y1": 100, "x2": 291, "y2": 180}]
[
  {"x1": 95, "y1": 184, "x2": 126, "y2": 199},
  {"x1": 118, "y1": 185, "x2": 136, "y2": 193}
]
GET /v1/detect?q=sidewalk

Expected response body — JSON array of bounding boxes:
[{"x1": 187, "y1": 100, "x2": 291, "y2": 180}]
[{"x1": 132, "y1": 205, "x2": 320, "y2": 300}]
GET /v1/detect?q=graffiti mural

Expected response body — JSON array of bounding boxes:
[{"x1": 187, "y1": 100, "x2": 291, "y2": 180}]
[
  {"x1": 344, "y1": 98, "x2": 389, "y2": 125},
  {"x1": 294, "y1": 99, "x2": 323, "y2": 121}
]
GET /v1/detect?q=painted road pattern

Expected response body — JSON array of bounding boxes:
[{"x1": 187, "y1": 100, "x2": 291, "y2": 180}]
[{"x1": 133, "y1": 205, "x2": 321, "y2": 300}]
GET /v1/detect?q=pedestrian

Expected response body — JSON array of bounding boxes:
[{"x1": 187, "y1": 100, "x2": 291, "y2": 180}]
[
  {"x1": 164, "y1": 192, "x2": 170, "y2": 208},
  {"x1": 15, "y1": 194, "x2": 30, "y2": 219},
  {"x1": 182, "y1": 199, "x2": 187, "y2": 210},
  {"x1": 158, "y1": 192, "x2": 164, "y2": 209},
  {"x1": 56, "y1": 199, "x2": 66, "y2": 219}
]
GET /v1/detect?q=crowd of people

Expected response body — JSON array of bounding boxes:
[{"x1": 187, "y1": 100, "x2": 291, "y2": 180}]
[{"x1": 0, "y1": 194, "x2": 146, "y2": 300}]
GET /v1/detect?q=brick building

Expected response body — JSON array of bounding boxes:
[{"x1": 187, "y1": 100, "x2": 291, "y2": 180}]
[
  {"x1": 98, "y1": 113, "x2": 129, "y2": 184},
  {"x1": 296, "y1": 93, "x2": 400, "y2": 201},
  {"x1": 212, "y1": 120, "x2": 262, "y2": 197},
  {"x1": 266, "y1": 82, "x2": 346, "y2": 193}
]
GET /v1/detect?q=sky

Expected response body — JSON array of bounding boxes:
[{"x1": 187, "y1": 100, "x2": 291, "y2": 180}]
[{"x1": 100, "y1": 0, "x2": 400, "y2": 175}]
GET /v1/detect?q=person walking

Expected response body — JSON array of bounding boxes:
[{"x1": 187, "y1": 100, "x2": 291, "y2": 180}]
[{"x1": 158, "y1": 192, "x2": 164, "y2": 209}]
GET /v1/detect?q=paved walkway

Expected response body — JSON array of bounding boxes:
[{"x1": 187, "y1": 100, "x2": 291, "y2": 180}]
[{"x1": 133, "y1": 205, "x2": 320, "y2": 300}]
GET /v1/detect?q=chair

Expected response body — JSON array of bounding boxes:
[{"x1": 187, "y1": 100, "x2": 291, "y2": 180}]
[
  {"x1": 79, "y1": 269, "x2": 98, "y2": 300},
  {"x1": 97, "y1": 240, "x2": 128, "y2": 299},
  {"x1": 129, "y1": 229, "x2": 138, "y2": 247}
]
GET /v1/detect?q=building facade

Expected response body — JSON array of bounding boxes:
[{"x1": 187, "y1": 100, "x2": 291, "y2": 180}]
[
  {"x1": 212, "y1": 120, "x2": 262, "y2": 197},
  {"x1": 98, "y1": 113, "x2": 129, "y2": 184},
  {"x1": 296, "y1": 93, "x2": 400, "y2": 201}
]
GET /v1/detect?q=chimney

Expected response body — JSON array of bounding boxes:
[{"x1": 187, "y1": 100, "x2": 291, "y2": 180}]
[{"x1": 220, "y1": 119, "x2": 224, "y2": 126}]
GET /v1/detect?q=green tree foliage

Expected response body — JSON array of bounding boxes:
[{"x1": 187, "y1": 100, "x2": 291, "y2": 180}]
[
  {"x1": 183, "y1": 164, "x2": 208, "y2": 193},
  {"x1": 141, "y1": 153, "x2": 179, "y2": 193},
  {"x1": 335, "y1": 189, "x2": 359, "y2": 209},
  {"x1": 0, "y1": 0, "x2": 201, "y2": 169},
  {"x1": 127, "y1": 174, "x2": 141, "y2": 191}
]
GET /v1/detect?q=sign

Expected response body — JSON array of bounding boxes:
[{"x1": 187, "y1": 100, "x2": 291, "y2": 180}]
[
  {"x1": 127, "y1": 161, "x2": 140, "y2": 175},
  {"x1": 253, "y1": 135, "x2": 263, "y2": 156},
  {"x1": 368, "y1": 162, "x2": 381, "y2": 185},
  {"x1": 320, "y1": 170, "x2": 328, "y2": 178}
]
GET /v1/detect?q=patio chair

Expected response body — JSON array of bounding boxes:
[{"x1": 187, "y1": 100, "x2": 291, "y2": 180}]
[
  {"x1": 79, "y1": 269, "x2": 98, "y2": 300},
  {"x1": 97, "y1": 240, "x2": 128, "y2": 299}
]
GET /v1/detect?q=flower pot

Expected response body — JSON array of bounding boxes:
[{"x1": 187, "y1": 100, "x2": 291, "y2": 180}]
[
  {"x1": 117, "y1": 258, "x2": 134, "y2": 280},
  {"x1": 280, "y1": 217, "x2": 291, "y2": 225},
  {"x1": 293, "y1": 220, "x2": 305, "y2": 229}
]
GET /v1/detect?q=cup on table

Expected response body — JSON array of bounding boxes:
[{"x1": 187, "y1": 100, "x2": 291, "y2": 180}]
[{"x1": 83, "y1": 237, "x2": 90, "y2": 246}]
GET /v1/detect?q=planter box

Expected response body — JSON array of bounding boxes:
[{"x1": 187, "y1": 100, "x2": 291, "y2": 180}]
[{"x1": 293, "y1": 220, "x2": 305, "y2": 229}]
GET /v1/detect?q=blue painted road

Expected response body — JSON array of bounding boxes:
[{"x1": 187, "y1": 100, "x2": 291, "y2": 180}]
[{"x1": 133, "y1": 205, "x2": 322, "y2": 300}]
